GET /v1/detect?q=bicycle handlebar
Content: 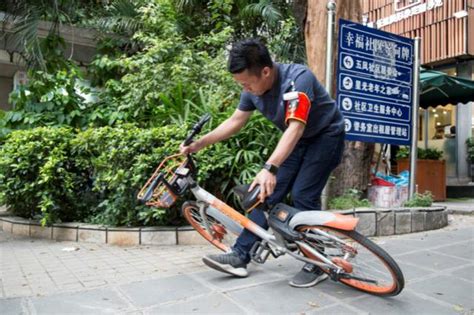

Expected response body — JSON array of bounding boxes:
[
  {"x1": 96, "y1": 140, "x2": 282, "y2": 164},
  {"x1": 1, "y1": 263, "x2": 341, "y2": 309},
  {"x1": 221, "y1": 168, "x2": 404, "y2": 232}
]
[{"x1": 183, "y1": 113, "x2": 211, "y2": 146}]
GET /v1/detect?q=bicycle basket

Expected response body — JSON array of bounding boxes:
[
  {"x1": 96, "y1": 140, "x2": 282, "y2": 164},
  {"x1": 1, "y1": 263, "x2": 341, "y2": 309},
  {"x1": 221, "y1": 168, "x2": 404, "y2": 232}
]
[{"x1": 137, "y1": 154, "x2": 191, "y2": 208}]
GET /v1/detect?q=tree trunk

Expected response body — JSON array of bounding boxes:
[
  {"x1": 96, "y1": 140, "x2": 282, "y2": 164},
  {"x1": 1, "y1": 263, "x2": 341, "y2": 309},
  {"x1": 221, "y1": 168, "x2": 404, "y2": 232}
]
[
  {"x1": 292, "y1": 0, "x2": 308, "y2": 31},
  {"x1": 304, "y1": 0, "x2": 375, "y2": 198}
]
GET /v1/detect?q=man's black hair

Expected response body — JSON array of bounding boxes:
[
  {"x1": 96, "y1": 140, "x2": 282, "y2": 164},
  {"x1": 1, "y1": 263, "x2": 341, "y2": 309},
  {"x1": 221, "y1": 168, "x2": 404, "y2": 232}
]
[{"x1": 228, "y1": 39, "x2": 273, "y2": 76}]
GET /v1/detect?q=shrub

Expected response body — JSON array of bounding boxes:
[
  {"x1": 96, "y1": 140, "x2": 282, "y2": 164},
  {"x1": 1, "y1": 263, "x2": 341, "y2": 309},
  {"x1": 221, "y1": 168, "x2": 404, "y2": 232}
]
[
  {"x1": 329, "y1": 189, "x2": 371, "y2": 210},
  {"x1": 0, "y1": 125, "x2": 189, "y2": 226},
  {"x1": 403, "y1": 191, "x2": 433, "y2": 207},
  {"x1": 0, "y1": 127, "x2": 82, "y2": 224},
  {"x1": 4, "y1": 67, "x2": 107, "y2": 131},
  {"x1": 396, "y1": 147, "x2": 443, "y2": 160},
  {"x1": 466, "y1": 138, "x2": 474, "y2": 162},
  {"x1": 0, "y1": 110, "x2": 8, "y2": 142},
  {"x1": 0, "y1": 121, "x2": 270, "y2": 226}
]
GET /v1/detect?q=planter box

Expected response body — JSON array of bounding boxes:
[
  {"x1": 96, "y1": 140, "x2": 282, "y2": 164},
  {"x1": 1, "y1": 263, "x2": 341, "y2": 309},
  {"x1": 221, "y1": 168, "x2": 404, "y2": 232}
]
[
  {"x1": 368, "y1": 185, "x2": 408, "y2": 208},
  {"x1": 397, "y1": 159, "x2": 446, "y2": 201}
]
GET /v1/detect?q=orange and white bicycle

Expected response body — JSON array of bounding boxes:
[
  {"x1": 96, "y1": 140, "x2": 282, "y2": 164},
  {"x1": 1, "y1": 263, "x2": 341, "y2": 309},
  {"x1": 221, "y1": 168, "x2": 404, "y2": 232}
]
[{"x1": 138, "y1": 114, "x2": 404, "y2": 296}]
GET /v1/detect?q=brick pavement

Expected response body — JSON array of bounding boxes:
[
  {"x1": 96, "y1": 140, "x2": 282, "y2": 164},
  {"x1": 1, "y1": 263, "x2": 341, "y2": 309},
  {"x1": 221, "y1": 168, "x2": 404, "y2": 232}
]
[
  {"x1": 0, "y1": 232, "x2": 216, "y2": 299},
  {"x1": 1, "y1": 214, "x2": 473, "y2": 314}
]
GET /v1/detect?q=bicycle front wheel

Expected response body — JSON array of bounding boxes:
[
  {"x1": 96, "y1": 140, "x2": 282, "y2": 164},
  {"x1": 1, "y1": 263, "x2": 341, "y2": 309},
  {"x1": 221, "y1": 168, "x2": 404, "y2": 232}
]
[
  {"x1": 297, "y1": 226, "x2": 404, "y2": 296},
  {"x1": 181, "y1": 201, "x2": 237, "y2": 252}
]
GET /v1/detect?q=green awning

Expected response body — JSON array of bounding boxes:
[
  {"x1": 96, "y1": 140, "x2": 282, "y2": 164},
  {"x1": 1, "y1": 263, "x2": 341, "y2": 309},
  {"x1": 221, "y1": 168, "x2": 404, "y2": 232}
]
[{"x1": 420, "y1": 69, "x2": 474, "y2": 109}]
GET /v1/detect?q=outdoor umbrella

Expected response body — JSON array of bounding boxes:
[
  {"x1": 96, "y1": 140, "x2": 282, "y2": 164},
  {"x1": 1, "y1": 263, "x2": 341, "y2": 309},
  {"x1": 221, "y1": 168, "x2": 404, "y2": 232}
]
[{"x1": 419, "y1": 69, "x2": 474, "y2": 109}]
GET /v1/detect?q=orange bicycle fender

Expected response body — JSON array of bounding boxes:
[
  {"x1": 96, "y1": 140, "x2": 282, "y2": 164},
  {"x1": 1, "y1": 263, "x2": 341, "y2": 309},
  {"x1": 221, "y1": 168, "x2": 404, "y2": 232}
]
[{"x1": 323, "y1": 213, "x2": 359, "y2": 231}]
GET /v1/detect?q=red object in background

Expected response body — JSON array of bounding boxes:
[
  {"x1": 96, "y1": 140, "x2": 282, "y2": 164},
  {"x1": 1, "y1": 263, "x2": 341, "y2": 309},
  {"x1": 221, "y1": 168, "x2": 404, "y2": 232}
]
[{"x1": 371, "y1": 177, "x2": 395, "y2": 187}]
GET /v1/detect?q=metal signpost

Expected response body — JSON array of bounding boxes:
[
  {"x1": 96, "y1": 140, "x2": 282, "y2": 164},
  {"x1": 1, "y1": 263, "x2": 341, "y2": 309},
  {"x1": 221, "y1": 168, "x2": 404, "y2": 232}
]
[
  {"x1": 321, "y1": 0, "x2": 336, "y2": 210},
  {"x1": 336, "y1": 19, "x2": 420, "y2": 197}
]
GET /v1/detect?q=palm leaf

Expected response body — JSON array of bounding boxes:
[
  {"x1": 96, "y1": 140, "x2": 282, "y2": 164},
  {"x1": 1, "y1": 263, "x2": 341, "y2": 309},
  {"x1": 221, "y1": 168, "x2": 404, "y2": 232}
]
[
  {"x1": 240, "y1": 0, "x2": 283, "y2": 27},
  {"x1": 95, "y1": 0, "x2": 143, "y2": 35}
]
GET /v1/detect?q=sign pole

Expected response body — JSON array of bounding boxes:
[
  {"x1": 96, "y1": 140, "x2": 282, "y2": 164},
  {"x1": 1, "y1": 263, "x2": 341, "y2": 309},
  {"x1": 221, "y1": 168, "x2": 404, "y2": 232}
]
[
  {"x1": 322, "y1": 0, "x2": 336, "y2": 210},
  {"x1": 409, "y1": 37, "x2": 421, "y2": 198},
  {"x1": 325, "y1": 0, "x2": 336, "y2": 95}
]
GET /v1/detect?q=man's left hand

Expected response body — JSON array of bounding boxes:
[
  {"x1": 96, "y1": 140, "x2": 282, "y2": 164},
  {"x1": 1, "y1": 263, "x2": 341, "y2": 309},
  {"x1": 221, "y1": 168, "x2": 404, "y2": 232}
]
[{"x1": 249, "y1": 169, "x2": 276, "y2": 202}]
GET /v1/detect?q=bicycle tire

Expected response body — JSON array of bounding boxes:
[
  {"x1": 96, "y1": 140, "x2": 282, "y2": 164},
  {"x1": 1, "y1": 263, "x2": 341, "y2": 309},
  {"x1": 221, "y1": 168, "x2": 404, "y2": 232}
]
[
  {"x1": 181, "y1": 201, "x2": 236, "y2": 252},
  {"x1": 297, "y1": 226, "x2": 404, "y2": 296}
]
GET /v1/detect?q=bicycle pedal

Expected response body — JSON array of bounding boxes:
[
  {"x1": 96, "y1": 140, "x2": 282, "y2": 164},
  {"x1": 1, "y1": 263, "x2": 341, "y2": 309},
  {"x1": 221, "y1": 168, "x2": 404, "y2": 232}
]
[
  {"x1": 250, "y1": 241, "x2": 271, "y2": 264},
  {"x1": 329, "y1": 269, "x2": 342, "y2": 282}
]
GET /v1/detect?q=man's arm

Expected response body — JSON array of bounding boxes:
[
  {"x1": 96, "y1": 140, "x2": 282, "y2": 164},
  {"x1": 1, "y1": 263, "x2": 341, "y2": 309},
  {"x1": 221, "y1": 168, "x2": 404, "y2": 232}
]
[
  {"x1": 266, "y1": 120, "x2": 305, "y2": 167},
  {"x1": 250, "y1": 120, "x2": 305, "y2": 200},
  {"x1": 180, "y1": 109, "x2": 253, "y2": 154}
]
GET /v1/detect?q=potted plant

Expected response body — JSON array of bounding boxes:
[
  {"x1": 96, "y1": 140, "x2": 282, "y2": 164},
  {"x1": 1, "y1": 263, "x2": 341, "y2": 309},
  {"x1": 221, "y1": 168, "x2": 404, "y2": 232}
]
[
  {"x1": 467, "y1": 138, "x2": 474, "y2": 182},
  {"x1": 396, "y1": 147, "x2": 446, "y2": 201}
]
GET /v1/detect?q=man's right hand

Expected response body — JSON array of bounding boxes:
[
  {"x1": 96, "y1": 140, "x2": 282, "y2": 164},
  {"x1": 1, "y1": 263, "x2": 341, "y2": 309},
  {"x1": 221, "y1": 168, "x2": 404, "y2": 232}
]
[{"x1": 180, "y1": 139, "x2": 203, "y2": 155}]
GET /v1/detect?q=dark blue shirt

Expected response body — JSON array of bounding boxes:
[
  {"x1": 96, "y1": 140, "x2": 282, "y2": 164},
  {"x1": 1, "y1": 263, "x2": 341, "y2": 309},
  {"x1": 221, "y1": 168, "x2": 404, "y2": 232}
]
[{"x1": 238, "y1": 63, "x2": 344, "y2": 139}]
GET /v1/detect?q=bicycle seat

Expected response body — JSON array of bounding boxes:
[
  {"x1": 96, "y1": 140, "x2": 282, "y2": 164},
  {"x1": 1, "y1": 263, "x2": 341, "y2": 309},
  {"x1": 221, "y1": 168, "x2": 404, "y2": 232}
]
[
  {"x1": 289, "y1": 211, "x2": 359, "y2": 231},
  {"x1": 233, "y1": 184, "x2": 261, "y2": 212}
]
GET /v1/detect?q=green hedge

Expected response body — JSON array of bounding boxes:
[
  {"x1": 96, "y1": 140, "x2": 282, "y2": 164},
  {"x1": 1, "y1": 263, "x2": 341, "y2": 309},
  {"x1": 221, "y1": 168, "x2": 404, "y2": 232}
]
[
  {"x1": 0, "y1": 127, "x2": 77, "y2": 223},
  {"x1": 0, "y1": 124, "x2": 233, "y2": 226}
]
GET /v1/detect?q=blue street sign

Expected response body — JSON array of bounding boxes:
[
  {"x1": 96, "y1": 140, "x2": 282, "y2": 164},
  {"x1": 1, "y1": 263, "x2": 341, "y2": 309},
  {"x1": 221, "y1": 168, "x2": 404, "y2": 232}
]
[{"x1": 337, "y1": 19, "x2": 415, "y2": 146}]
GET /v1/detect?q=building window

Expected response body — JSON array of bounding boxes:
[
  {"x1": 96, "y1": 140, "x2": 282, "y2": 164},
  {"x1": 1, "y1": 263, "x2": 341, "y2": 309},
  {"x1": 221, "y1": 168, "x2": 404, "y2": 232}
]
[
  {"x1": 438, "y1": 67, "x2": 456, "y2": 77},
  {"x1": 429, "y1": 105, "x2": 455, "y2": 139}
]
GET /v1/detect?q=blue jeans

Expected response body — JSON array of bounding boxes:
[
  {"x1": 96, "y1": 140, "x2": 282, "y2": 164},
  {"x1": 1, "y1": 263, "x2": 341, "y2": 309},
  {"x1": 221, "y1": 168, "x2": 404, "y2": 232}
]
[{"x1": 233, "y1": 132, "x2": 345, "y2": 263}]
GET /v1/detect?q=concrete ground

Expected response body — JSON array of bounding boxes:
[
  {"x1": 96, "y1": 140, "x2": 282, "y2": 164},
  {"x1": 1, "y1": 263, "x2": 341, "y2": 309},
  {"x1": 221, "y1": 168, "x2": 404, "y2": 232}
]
[
  {"x1": 434, "y1": 199, "x2": 474, "y2": 215},
  {"x1": 1, "y1": 214, "x2": 473, "y2": 315}
]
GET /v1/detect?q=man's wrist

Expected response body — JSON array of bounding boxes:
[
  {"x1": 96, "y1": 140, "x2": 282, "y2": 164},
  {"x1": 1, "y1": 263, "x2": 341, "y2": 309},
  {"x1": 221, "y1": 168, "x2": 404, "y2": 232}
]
[
  {"x1": 263, "y1": 163, "x2": 279, "y2": 175},
  {"x1": 195, "y1": 138, "x2": 206, "y2": 150}
]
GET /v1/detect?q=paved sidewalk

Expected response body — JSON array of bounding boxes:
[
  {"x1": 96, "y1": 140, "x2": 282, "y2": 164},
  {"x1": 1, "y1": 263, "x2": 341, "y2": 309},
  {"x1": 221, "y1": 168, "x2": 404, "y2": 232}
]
[
  {"x1": 433, "y1": 200, "x2": 474, "y2": 215},
  {"x1": 1, "y1": 215, "x2": 473, "y2": 315}
]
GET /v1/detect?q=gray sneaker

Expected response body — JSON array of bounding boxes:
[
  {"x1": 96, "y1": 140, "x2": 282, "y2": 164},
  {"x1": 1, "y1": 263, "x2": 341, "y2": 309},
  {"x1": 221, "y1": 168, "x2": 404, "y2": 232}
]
[
  {"x1": 289, "y1": 263, "x2": 328, "y2": 288},
  {"x1": 202, "y1": 252, "x2": 248, "y2": 278}
]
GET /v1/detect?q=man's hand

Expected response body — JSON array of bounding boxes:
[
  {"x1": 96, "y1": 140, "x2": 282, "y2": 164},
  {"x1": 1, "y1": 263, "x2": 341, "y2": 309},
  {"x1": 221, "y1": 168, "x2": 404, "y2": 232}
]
[
  {"x1": 179, "y1": 139, "x2": 203, "y2": 155},
  {"x1": 249, "y1": 169, "x2": 276, "y2": 202}
]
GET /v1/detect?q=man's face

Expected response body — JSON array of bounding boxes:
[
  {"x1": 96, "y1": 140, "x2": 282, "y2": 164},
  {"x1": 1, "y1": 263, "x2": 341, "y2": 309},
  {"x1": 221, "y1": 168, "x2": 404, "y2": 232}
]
[{"x1": 232, "y1": 67, "x2": 272, "y2": 96}]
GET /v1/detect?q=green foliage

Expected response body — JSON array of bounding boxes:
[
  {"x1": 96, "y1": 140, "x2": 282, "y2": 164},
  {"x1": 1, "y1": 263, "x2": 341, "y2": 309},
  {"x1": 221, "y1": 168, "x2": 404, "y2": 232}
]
[
  {"x1": 466, "y1": 138, "x2": 474, "y2": 162},
  {"x1": 0, "y1": 121, "x2": 276, "y2": 226},
  {"x1": 70, "y1": 124, "x2": 188, "y2": 226},
  {"x1": 0, "y1": 0, "x2": 299, "y2": 226},
  {"x1": 88, "y1": 1, "x2": 238, "y2": 128},
  {"x1": 173, "y1": 0, "x2": 306, "y2": 63},
  {"x1": 2, "y1": 0, "x2": 106, "y2": 69},
  {"x1": 0, "y1": 125, "x2": 185, "y2": 226},
  {"x1": 403, "y1": 191, "x2": 433, "y2": 207},
  {"x1": 396, "y1": 147, "x2": 443, "y2": 161},
  {"x1": 419, "y1": 148, "x2": 443, "y2": 160},
  {"x1": 0, "y1": 127, "x2": 80, "y2": 224},
  {"x1": 329, "y1": 189, "x2": 371, "y2": 210},
  {"x1": 267, "y1": 18, "x2": 306, "y2": 64},
  {"x1": 4, "y1": 66, "x2": 107, "y2": 131},
  {"x1": 150, "y1": 84, "x2": 279, "y2": 196},
  {"x1": 93, "y1": 0, "x2": 144, "y2": 36},
  {"x1": 0, "y1": 110, "x2": 9, "y2": 142},
  {"x1": 395, "y1": 147, "x2": 410, "y2": 160}
]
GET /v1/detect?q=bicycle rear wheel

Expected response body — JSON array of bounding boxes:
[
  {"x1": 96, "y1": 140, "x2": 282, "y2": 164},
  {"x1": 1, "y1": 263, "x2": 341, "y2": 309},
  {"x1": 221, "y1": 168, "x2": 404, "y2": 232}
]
[
  {"x1": 297, "y1": 226, "x2": 404, "y2": 296},
  {"x1": 181, "y1": 201, "x2": 237, "y2": 252}
]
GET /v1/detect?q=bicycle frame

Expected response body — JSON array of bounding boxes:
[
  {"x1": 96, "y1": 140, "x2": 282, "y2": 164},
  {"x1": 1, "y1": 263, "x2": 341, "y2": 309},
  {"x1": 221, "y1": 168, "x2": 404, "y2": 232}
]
[
  {"x1": 139, "y1": 114, "x2": 404, "y2": 296},
  {"x1": 189, "y1": 182, "x2": 345, "y2": 272}
]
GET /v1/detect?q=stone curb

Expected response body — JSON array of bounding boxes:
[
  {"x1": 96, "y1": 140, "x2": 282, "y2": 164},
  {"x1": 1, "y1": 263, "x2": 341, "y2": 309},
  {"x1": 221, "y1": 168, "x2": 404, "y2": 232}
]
[
  {"x1": 0, "y1": 207, "x2": 448, "y2": 245},
  {"x1": 333, "y1": 206, "x2": 448, "y2": 236}
]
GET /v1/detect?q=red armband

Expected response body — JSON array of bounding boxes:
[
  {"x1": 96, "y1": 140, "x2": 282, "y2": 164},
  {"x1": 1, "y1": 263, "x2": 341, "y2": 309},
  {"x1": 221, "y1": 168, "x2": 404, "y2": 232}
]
[{"x1": 284, "y1": 92, "x2": 311, "y2": 125}]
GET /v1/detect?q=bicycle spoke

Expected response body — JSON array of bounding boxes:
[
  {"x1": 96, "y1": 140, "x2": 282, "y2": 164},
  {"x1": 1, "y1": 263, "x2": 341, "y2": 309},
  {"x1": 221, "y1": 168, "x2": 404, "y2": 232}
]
[
  {"x1": 297, "y1": 226, "x2": 404, "y2": 296},
  {"x1": 182, "y1": 202, "x2": 237, "y2": 252}
]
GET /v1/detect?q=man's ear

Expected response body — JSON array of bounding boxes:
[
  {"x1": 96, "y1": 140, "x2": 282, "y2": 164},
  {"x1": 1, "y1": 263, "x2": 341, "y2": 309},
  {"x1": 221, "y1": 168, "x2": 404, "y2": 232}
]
[{"x1": 261, "y1": 66, "x2": 271, "y2": 78}]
